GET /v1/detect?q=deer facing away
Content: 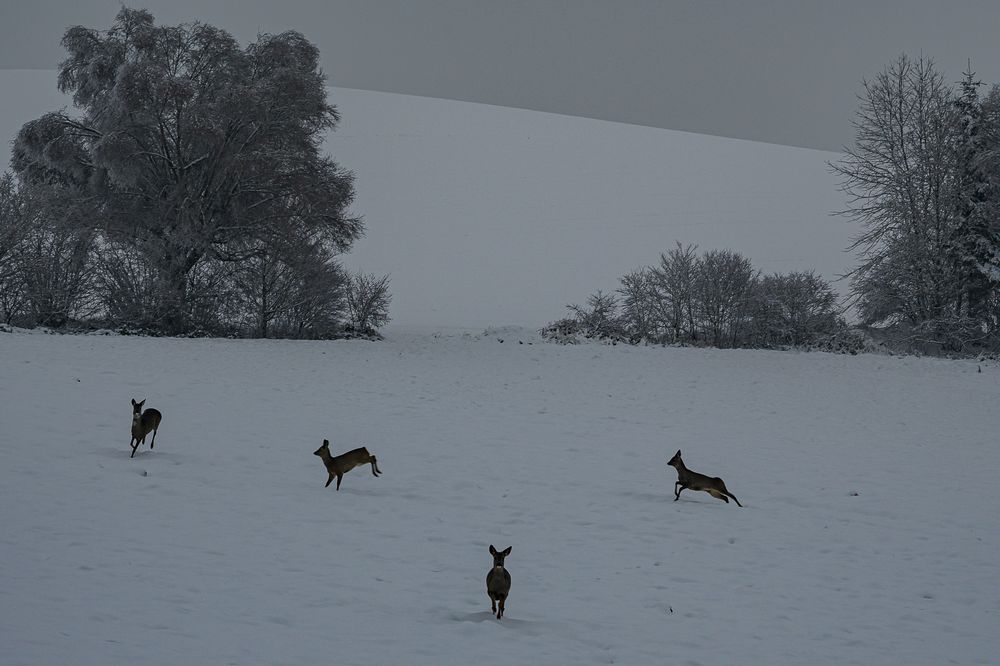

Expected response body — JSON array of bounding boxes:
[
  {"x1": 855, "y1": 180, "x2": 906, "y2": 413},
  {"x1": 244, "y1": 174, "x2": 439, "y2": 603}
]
[
  {"x1": 486, "y1": 545, "x2": 512, "y2": 619},
  {"x1": 313, "y1": 439, "x2": 382, "y2": 490},
  {"x1": 667, "y1": 449, "x2": 742, "y2": 507},
  {"x1": 129, "y1": 398, "x2": 162, "y2": 459}
]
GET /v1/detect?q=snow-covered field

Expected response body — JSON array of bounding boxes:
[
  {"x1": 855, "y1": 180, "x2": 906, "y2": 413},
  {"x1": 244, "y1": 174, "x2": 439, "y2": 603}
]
[
  {"x1": 332, "y1": 88, "x2": 854, "y2": 329},
  {"x1": 2, "y1": 328, "x2": 997, "y2": 665},
  {"x1": 0, "y1": 65, "x2": 992, "y2": 664}
]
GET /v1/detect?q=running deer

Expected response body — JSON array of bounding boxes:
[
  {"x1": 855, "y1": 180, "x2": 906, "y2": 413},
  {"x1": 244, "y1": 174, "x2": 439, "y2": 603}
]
[
  {"x1": 486, "y1": 545, "x2": 512, "y2": 619},
  {"x1": 313, "y1": 439, "x2": 382, "y2": 490},
  {"x1": 667, "y1": 449, "x2": 742, "y2": 507},
  {"x1": 129, "y1": 398, "x2": 162, "y2": 458}
]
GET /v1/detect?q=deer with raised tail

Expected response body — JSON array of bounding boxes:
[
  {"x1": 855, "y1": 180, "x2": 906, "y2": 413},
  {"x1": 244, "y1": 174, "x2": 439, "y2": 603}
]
[
  {"x1": 668, "y1": 449, "x2": 742, "y2": 507},
  {"x1": 313, "y1": 439, "x2": 382, "y2": 490},
  {"x1": 129, "y1": 398, "x2": 162, "y2": 458}
]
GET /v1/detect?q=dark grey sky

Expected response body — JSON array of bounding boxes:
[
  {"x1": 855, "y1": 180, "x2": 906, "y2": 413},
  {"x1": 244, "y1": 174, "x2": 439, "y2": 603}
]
[{"x1": 2, "y1": 0, "x2": 999, "y2": 150}]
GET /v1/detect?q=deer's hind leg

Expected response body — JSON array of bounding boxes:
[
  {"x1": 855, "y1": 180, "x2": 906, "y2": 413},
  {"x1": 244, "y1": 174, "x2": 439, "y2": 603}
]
[
  {"x1": 707, "y1": 489, "x2": 730, "y2": 503},
  {"x1": 715, "y1": 478, "x2": 742, "y2": 507}
]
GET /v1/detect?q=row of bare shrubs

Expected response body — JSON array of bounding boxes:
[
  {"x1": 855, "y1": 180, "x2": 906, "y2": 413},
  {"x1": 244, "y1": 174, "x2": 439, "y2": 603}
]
[
  {"x1": 0, "y1": 180, "x2": 390, "y2": 338},
  {"x1": 543, "y1": 243, "x2": 869, "y2": 353}
]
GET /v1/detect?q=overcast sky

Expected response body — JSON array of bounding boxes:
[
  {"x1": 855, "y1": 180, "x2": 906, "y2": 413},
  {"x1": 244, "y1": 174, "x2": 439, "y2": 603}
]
[{"x1": 1, "y1": 0, "x2": 999, "y2": 150}]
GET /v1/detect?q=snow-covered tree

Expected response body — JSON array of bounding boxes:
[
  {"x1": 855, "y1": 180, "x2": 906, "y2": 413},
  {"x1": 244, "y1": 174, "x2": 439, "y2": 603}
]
[
  {"x1": 977, "y1": 85, "x2": 1000, "y2": 335},
  {"x1": 91, "y1": 239, "x2": 162, "y2": 330},
  {"x1": 278, "y1": 244, "x2": 349, "y2": 339},
  {"x1": 649, "y1": 242, "x2": 699, "y2": 342},
  {"x1": 232, "y1": 240, "x2": 301, "y2": 338},
  {"x1": 547, "y1": 245, "x2": 844, "y2": 350},
  {"x1": 695, "y1": 249, "x2": 757, "y2": 347},
  {"x1": 11, "y1": 8, "x2": 361, "y2": 334},
  {"x1": 0, "y1": 174, "x2": 30, "y2": 323},
  {"x1": 750, "y1": 271, "x2": 842, "y2": 347},
  {"x1": 949, "y1": 66, "x2": 1000, "y2": 322},
  {"x1": 567, "y1": 290, "x2": 622, "y2": 339},
  {"x1": 832, "y1": 55, "x2": 966, "y2": 336},
  {"x1": 18, "y1": 220, "x2": 95, "y2": 328},
  {"x1": 617, "y1": 268, "x2": 657, "y2": 341}
]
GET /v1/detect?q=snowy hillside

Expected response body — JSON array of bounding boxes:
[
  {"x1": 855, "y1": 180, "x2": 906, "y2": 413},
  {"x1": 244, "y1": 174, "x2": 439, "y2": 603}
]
[
  {"x1": 1, "y1": 329, "x2": 997, "y2": 665},
  {"x1": 0, "y1": 71, "x2": 856, "y2": 329}
]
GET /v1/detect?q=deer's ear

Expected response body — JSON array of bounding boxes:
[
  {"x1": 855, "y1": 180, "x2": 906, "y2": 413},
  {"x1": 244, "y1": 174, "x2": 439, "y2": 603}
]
[
  {"x1": 502, "y1": 546, "x2": 512, "y2": 556},
  {"x1": 323, "y1": 439, "x2": 329, "y2": 447},
  {"x1": 138, "y1": 399, "x2": 145, "y2": 408},
  {"x1": 131, "y1": 398, "x2": 137, "y2": 406},
  {"x1": 675, "y1": 450, "x2": 681, "y2": 456},
  {"x1": 489, "y1": 545, "x2": 497, "y2": 555}
]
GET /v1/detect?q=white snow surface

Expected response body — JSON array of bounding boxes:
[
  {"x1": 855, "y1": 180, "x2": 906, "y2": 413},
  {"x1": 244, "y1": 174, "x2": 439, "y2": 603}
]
[
  {"x1": 1, "y1": 328, "x2": 998, "y2": 665},
  {"x1": 0, "y1": 71, "x2": 856, "y2": 329}
]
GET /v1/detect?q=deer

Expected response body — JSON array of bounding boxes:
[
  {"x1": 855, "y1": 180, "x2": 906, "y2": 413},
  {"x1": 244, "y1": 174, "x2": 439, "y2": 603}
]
[
  {"x1": 129, "y1": 398, "x2": 162, "y2": 459},
  {"x1": 486, "y1": 545, "x2": 512, "y2": 619},
  {"x1": 313, "y1": 439, "x2": 382, "y2": 490},
  {"x1": 667, "y1": 449, "x2": 742, "y2": 507}
]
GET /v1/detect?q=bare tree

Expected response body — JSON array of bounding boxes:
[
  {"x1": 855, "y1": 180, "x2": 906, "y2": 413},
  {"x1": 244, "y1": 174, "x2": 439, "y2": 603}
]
[
  {"x1": 568, "y1": 290, "x2": 622, "y2": 339},
  {"x1": 617, "y1": 268, "x2": 658, "y2": 341},
  {"x1": 280, "y1": 247, "x2": 349, "y2": 338},
  {"x1": 751, "y1": 271, "x2": 843, "y2": 347},
  {"x1": 831, "y1": 55, "x2": 963, "y2": 330},
  {"x1": 92, "y1": 239, "x2": 160, "y2": 330},
  {"x1": 232, "y1": 242, "x2": 298, "y2": 338},
  {"x1": 346, "y1": 272, "x2": 392, "y2": 334},
  {"x1": 695, "y1": 249, "x2": 757, "y2": 347},
  {"x1": 649, "y1": 242, "x2": 699, "y2": 342},
  {"x1": 18, "y1": 220, "x2": 94, "y2": 328},
  {"x1": 0, "y1": 174, "x2": 29, "y2": 324}
]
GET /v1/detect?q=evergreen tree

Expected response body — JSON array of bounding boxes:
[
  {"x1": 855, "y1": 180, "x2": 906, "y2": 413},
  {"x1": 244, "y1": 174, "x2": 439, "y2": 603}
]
[{"x1": 950, "y1": 65, "x2": 1000, "y2": 321}]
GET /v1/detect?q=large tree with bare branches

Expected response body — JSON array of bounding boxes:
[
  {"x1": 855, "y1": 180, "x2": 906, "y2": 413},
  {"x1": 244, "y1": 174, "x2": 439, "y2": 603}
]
[
  {"x1": 832, "y1": 54, "x2": 1000, "y2": 351},
  {"x1": 832, "y1": 55, "x2": 963, "y2": 329},
  {"x1": 12, "y1": 7, "x2": 361, "y2": 333}
]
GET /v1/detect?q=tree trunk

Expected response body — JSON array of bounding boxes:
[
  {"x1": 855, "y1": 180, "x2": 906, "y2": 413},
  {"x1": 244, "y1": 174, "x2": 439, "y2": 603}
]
[
  {"x1": 158, "y1": 249, "x2": 201, "y2": 335},
  {"x1": 160, "y1": 269, "x2": 189, "y2": 335}
]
